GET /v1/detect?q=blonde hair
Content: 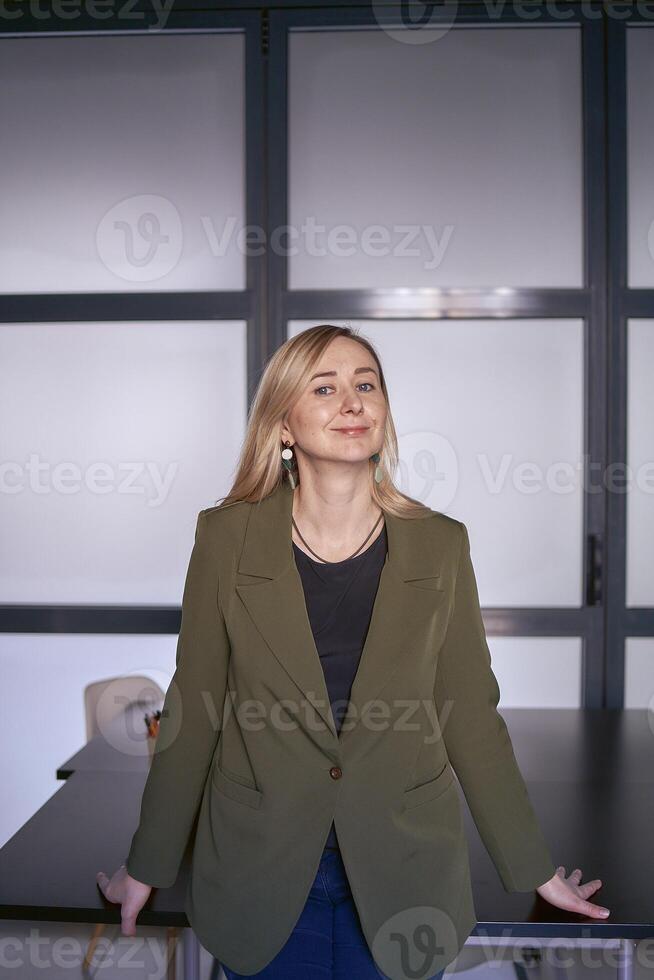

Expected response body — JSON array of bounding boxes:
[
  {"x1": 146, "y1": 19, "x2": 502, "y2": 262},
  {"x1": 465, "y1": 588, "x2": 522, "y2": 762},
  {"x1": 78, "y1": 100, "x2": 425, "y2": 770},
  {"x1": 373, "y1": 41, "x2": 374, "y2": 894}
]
[{"x1": 215, "y1": 324, "x2": 432, "y2": 519}]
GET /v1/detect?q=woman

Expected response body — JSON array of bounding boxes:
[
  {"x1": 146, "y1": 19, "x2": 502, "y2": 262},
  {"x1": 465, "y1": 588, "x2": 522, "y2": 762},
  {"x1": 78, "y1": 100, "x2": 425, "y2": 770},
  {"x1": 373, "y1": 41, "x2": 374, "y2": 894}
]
[{"x1": 97, "y1": 325, "x2": 609, "y2": 980}]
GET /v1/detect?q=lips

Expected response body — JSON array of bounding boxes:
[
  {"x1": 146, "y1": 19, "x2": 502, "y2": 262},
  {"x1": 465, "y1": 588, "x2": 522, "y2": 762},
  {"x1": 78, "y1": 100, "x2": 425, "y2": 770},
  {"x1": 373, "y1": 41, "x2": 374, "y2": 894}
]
[{"x1": 333, "y1": 427, "x2": 369, "y2": 432}]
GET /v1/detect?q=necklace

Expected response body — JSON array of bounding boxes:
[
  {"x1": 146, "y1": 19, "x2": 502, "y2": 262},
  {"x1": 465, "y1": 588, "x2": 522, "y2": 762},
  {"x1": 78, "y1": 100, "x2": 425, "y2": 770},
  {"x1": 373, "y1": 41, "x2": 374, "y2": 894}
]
[{"x1": 292, "y1": 510, "x2": 385, "y2": 564}]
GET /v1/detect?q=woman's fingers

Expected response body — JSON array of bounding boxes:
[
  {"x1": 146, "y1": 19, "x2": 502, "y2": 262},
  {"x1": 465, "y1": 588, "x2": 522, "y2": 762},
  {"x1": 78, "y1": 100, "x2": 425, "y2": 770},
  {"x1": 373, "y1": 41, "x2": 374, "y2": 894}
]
[
  {"x1": 96, "y1": 871, "x2": 113, "y2": 901},
  {"x1": 568, "y1": 869, "x2": 604, "y2": 901},
  {"x1": 552, "y1": 867, "x2": 609, "y2": 916},
  {"x1": 578, "y1": 880, "x2": 602, "y2": 898},
  {"x1": 97, "y1": 866, "x2": 152, "y2": 937},
  {"x1": 97, "y1": 870, "x2": 136, "y2": 934},
  {"x1": 559, "y1": 894, "x2": 610, "y2": 918},
  {"x1": 121, "y1": 905, "x2": 139, "y2": 936},
  {"x1": 558, "y1": 867, "x2": 603, "y2": 891},
  {"x1": 580, "y1": 900, "x2": 611, "y2": 918}
]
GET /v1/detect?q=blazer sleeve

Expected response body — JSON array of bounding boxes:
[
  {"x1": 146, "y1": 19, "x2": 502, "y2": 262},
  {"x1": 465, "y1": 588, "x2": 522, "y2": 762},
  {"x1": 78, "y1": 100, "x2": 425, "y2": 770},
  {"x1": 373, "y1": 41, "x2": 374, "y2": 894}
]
[
  {"x1": 125, "y1": 508, "x2": 230, "y2": 888},
  {"x1": 434, "y1": 521, "x2": 556, "y2": 892}
]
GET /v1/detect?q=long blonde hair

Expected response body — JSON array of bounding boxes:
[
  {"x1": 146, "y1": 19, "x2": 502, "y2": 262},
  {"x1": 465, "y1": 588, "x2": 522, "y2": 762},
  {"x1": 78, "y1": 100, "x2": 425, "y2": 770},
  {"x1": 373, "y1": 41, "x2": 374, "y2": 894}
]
[{"x1": 215, "y1": 324, "x2": 432, "y2": 519}]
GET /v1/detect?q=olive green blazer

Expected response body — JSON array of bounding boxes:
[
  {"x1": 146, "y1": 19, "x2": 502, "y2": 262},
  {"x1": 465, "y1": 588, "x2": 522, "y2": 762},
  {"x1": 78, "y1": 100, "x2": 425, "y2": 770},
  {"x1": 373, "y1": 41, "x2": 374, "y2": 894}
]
[{"x1": 126, "y1": 481, "x2": 555, "y2": 979}]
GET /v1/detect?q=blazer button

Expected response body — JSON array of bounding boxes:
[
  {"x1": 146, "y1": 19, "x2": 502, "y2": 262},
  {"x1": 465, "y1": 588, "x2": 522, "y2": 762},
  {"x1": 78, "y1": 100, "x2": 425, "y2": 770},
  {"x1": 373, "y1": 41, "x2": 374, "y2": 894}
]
[{"x1": 329, "y1": 766, "x2": 342, "y2": 780}]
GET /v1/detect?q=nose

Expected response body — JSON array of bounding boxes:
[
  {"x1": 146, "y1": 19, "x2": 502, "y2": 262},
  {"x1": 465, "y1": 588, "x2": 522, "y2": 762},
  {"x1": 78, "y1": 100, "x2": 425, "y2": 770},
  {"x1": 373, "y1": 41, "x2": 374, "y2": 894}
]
[{"x1": 339, "y1": 390, "x2": 365, "y2": 413}]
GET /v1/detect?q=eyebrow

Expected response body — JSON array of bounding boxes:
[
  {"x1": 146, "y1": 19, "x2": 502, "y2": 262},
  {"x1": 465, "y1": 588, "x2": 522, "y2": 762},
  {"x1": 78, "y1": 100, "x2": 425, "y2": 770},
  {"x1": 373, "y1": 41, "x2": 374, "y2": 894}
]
[{"x1": 309, "y1": 367, "x2": 378, "y2": 382}]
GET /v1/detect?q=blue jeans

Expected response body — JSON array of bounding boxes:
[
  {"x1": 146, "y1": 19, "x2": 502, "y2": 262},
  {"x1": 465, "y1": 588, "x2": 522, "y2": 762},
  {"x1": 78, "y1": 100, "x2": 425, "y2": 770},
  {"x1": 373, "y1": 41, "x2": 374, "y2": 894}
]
[{"x1": 221, "y1": 846, "x2": 447, "y2": 980}]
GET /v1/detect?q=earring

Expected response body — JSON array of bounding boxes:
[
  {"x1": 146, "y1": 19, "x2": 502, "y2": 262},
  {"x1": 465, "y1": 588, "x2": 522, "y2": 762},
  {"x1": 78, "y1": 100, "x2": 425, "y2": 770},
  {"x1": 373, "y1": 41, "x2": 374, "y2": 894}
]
[
  {"x1": 370, "y1": 451, "x2": 383, "y2": 484},
  {"x1": 281, "y1": 440, "x2": 297, "y2": 489}
]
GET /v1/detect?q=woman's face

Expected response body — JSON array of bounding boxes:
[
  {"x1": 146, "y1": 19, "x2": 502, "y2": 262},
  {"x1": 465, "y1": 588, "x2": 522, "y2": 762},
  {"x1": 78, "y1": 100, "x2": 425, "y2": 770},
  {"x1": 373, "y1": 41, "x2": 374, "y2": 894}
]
[{"x1": 281, "y1": 337, "x2": 387, "y2": 471}]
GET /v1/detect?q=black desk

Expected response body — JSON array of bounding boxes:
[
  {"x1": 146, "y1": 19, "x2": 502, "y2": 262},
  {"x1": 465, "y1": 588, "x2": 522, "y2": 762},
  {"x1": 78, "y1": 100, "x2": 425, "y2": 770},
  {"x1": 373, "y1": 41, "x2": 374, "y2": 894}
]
[
  {"x1": 1, "y1": 709, "x2": 652, "y2": 980},
  {"x1": 57, "y1": 730, "x2": 152, "y2": 779}
]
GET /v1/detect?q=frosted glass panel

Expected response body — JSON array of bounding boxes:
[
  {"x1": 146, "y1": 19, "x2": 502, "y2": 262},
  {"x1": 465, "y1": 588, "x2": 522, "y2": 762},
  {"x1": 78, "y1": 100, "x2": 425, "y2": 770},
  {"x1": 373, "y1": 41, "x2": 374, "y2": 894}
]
[
  {"x1": 489, "y1": 637, "x2": 582, "y2": 707},
  {"x1": 625, "y1": 638, "x2": 654, "y2": 708},
  {"x1": 0, "y1": 633, "x2": 177, "y2": 848},
  {"x1": 626, "y1": 320, "x2": 654, "y2": 606},
  {"x1": 289, "y1": 27, "x2": 582, "y2": 289},
  {"x1": 0, "y1": 320, "x2": 247, "y2": 603},
  {"x1": 289, "y1": 319, "x2": 584, "y2": 606},
  {"x1": 0, "y1": 34, "x2": 245, "y2": 292},
  {"x1": 627, "y1": 29, "x2": 654, "y2": 287}
]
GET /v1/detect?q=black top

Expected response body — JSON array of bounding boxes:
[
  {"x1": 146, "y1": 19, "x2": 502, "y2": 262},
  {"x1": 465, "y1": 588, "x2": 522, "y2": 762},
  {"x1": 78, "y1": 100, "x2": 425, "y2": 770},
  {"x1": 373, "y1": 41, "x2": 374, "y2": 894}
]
[{"x1": 292, "y1": 521, "x2": 388, "y2": 851}]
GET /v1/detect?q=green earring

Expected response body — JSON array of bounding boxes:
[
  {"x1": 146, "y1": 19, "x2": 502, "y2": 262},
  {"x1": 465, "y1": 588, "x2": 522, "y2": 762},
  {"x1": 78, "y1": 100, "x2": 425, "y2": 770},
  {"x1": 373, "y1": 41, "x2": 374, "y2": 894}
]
[
  {"x1": 281, "y1": 440, "x2": 297, "y2": 489},
  {"x1": 370, "y1": 452, "x2": 383, "y2": 484}
]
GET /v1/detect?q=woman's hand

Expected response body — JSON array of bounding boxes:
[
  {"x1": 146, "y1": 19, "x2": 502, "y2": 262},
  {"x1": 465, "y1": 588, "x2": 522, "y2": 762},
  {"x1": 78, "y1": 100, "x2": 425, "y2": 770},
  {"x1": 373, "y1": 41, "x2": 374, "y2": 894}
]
[
  {"x1": 536, "y1": 866, "x2": 610, "y2": 918},
  {"x1": 96, "y1": 863, "x2": 153, "y2": 935}
]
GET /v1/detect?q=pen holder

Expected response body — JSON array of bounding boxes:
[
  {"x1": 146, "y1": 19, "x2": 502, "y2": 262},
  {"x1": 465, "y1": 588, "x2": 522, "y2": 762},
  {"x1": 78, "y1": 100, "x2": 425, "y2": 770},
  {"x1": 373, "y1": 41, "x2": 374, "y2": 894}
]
[{"x1": 143, "y1": 709, "x2": 161, "y2": 760}]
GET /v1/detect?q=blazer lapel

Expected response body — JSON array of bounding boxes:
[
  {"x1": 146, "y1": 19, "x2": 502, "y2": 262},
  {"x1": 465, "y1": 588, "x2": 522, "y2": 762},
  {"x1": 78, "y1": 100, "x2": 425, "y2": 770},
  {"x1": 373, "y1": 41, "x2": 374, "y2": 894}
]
[{"x1": 235, "y1": 482, "x2": 445, "y2": 751}]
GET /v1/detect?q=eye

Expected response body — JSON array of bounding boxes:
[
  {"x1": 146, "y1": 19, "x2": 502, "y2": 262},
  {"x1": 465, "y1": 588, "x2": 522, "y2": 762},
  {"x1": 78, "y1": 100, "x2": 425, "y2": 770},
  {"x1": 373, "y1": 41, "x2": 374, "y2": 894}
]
[{"x1": 313, "y1": 383, "x2": 375, "y2": 395}]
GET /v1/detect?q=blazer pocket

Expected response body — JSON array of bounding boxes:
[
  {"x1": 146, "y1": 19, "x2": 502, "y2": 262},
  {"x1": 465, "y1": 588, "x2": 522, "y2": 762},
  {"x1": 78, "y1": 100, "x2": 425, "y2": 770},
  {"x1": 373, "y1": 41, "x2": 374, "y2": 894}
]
[
  {"x1": 213, "y1": 764, "x2": 263, "y2": 809},
  {"x1": 403, "y1": 762, "x2": 454, "y2": 810},
  {"x1": 405, "y1": 577, "x2": 445, "y2": 594}
]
